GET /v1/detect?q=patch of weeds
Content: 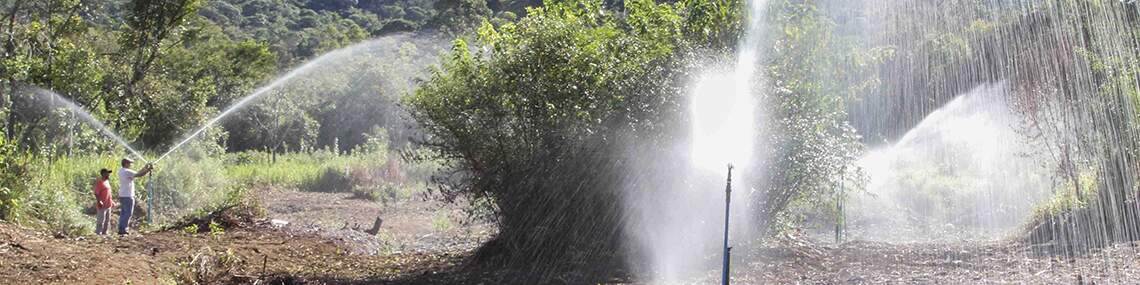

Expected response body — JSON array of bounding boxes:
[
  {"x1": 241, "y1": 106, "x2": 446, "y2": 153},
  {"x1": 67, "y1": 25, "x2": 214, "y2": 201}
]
[
  {"x1": 351, "y1": 184, "x2": 383, "y2": 202},
  {"x1": 209, "y1": 221, "x2": 224, "y2": 239},
  {"x1": 156, "y1": 276, "x2": 179, "y2": 285},
  {"x1": 382, "y1": 183, "x2": 403, "y2": 201},
  {"x1": 173, "y1": 247, "x2": 247, "y2": 284},
  {"x1": 398, "y1": 182, "x2": 423, "y2": 200},
  {"x1": 183, "y1": 224, "x2": 200, "y2": 236},
  {"x1": 148, "y1": 150, "x2": 231, "y2": 222},
  {"x1": 307, "y1": 167, "x2": 354, "y2": 193},
  {"x1": 432, "y1": 211, "x2": 453, "y2": 232},
  {"x1": 375, "y1": 231, "x2": 397, "y2": 255},
  {"x1": 1026, "y1": 170, "x2": 1099, "y2": 229},
  {"x1": 351, "y1": 181, "x2": 409, "y2": 205},
  {"x1": 218, "y1": 248, "x2": 241, "y2": 267}
]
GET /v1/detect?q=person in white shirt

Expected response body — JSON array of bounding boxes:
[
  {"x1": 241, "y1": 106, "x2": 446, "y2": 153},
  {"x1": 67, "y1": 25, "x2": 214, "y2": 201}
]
[{"x1": 117, "y1": 158, "x2": 153, "y2": 235}]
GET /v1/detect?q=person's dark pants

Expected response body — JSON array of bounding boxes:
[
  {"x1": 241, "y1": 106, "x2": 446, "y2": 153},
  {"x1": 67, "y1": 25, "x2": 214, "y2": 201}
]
[{"x1": 118, "y1": 197, "x2": 134, "y2": 235}]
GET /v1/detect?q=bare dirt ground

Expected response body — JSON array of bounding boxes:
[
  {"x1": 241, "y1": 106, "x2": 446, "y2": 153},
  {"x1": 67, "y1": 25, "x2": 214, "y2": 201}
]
[
  {"x1": 256, "y1": 187, "x2": 494, "y2": 255},
  {"x1": 4, "y1": 188, "x2": 1140, "y2": 284},
  {"x1": 0, "y1": 186, "x2": 492, "y2": 284},
  {"x1": 685, "y1": 232, "x2": 1140, "y2": 284},
  {"x1": 0, "y1": 220, "x2": 472, "y2": 284}
]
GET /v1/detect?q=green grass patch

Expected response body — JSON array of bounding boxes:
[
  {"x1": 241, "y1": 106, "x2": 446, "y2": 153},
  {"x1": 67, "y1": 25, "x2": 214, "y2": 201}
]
[
  {"x1": 224, "y1": 147, "x2": 438, "y2": 204},
  {"x1": 432, "y1": 211, "x2": 454, "y2": 232},
  {"x1": 224, "y1": 149, "x2": 380, "y2": 189},
  {"x1": 0, "y1": 135, "x2": 439, "y2": 235},
  {"x1": 1026, "y1": 170, "x2": 1099, "y2": 228}
]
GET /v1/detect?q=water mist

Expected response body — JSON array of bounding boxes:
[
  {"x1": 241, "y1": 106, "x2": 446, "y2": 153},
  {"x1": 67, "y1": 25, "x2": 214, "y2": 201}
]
[
  {"x1": 849, "y1": 82, "x2": 1054, "y2": 243},
  {"x1": 623, "y1": 0, "x2": 767, "y2": 282},
  {"x1": 155, "y1": 34, "x2": 437, "y2": 163},
  {"x1": 23, "y1": 87, "x2": 147, "y2": 161}
]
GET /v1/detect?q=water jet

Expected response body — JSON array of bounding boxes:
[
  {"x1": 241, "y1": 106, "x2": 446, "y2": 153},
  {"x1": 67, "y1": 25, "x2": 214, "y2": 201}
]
[
  {"x1": 623, "y1": 0, "x2": 767, "y2": 281},
  {"x1": 154, "y1": 37, "x2": 420, "y2": 163},
  {"x1": 22, "y1": 87, "x2": 147, "y2": 162},
  {"x1": 849, "y1": 82, "x2": 1053, "y2": 242}
]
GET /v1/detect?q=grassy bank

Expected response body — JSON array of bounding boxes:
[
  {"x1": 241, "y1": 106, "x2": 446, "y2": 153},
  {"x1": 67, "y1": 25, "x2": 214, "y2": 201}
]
[
  {"x1": 0, "y1": 138, "x2": 438, "y2": 235},
  {"x1": 225, "y1": 147, "x2": 437, "y2": 202}
]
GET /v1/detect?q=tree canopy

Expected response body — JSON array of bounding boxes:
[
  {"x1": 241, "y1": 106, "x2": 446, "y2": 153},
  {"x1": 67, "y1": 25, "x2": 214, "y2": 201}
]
[{"x1": 408, "y1": 0, "x2": 743, "y2": 279}]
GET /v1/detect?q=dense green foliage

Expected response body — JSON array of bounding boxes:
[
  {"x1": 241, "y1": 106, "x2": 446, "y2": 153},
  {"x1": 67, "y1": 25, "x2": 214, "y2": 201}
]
[
  {"x1": 1010, "y1": 1, "x2": 1140, "y2": 245},
  {"x1": 221, "y1": 36, "x2": 442, "y2": 153},
  {"x1": 0, "y1": 137, "x2": 27, "y2": 221},
  {"x1": 409, "y1": 0, "x2": 742, "y2": 277},
  {"x1": 843, "y1": 0, "x2": 1140, "y2": 245},
  {"x1": 0, "y1": 0, "x2": 468, "y2": 231},
  {"x1": 2, "y1": 0, "x2": 277, "y2": 151},
  {"x1": 407, "y1": 0, "x2": 888, "y2": 277},
  {"x1": 813, "y1": 0, "x2": 1140, "y2": 246},
  {"x1": 757, "y1": 1, "x2": 874, "y2": 229},
  {"x1": 0, "y1": 0, "x2": 487, "y2": 154}
]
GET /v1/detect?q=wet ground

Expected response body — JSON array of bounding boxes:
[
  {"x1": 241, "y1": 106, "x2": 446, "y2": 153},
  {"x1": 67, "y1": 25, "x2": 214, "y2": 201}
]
[
  {"x1": 4, "y1": 188, "x2": 1139, "y2": 284},
  {"x1": 684, "y1": 232, "x2": 1140, "y2": 284},
  {"x1": 0, "y1": 186, "x2": 490, "y2": 284},
  {"x1": 256, "y1": 187, "x2": 493, "y2": 255}
]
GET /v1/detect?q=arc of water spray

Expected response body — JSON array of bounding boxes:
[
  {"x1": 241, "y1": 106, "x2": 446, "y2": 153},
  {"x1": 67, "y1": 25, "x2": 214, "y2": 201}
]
[
  {"x1": 26, "y1": 87, "x2": 148, "y2": 162},
  {"x1": 153, "y1": 82, "x2": 273, "y2": 163},
  {"x1": 153, "y1": 39, "x2": 385, "y2": 163}
]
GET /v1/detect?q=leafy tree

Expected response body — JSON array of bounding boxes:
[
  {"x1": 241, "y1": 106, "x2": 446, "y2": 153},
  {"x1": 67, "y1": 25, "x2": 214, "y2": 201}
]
[
  {"x1": 406, "y1": 6, "x2": 431, "y2": 22},
  {"x1": 224, "y1": 90, "x2": 319, "y2": 154},
  {"x1": 220, "y1": 34, "x2": 438, "y2": 153},
  {"x1": 426, "y1": 0, "x2": 492, "y2": 35},
  {"x1": 1004, "y1": 0, "x2": 1140, "y2": 245},
  {"x1": 379, "y1": 18, "x2": 419, "y2": 34},
  {"x1": 199, "y1": 1, "x2": 242, "y2": 25},
  {"x1": 0, "y1": 0, "x2": 112, "y2": 150},
  {"x1": 345, "y1": 7, "x2": 385, "y2": 31},
  {"x1": 409, "y1": 0, "x2": 740, "y2": 278},
  {"x1": 117, "y1": 0, "x2": 204, "y2": 118},
  {"x1": 128, "y1": 16, "x2": 276, "y2": 148},
  {"x1": 379, "y1": 4, "x2": 407, "y2": 18},
  {"x1": 756, "y1": 0, "x2": 867, "y2": 230},
  {"x1": 304, "y1": 0, "x2": 359, "y2": 11}
]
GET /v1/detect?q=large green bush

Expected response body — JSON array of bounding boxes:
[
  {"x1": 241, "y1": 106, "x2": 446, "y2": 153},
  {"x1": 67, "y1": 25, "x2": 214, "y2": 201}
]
[{"x1": 408, "y1": 0, "x2": 741, "y2": 278}]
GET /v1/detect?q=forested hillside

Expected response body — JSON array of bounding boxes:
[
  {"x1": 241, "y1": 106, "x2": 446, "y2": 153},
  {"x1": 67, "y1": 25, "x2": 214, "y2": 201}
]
[{"x1": 0, "y1": 0, "x2": 526, "y2": 154}]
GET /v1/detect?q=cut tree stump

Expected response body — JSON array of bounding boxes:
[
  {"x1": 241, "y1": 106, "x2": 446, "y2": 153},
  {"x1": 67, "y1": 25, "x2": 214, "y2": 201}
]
[{"x1": 365, "y1": 216, "x2": 383, "y2": 235}]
